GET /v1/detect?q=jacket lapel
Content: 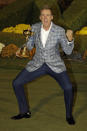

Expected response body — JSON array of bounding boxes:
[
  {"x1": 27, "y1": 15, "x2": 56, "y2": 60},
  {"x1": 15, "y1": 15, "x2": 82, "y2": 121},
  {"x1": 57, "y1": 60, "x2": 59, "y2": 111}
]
[
  {"x1": 45, "y1": 22, "x2": 55, "y2": 48},
  {"x1": 37, "y1": 23, "x2": 43, "y2": 48}
]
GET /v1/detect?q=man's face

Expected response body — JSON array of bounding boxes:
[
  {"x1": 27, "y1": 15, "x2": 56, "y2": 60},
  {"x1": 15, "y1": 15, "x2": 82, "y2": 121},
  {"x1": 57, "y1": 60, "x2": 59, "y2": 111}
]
[{"x1": 40, "y1": 9, "x2": 53, "y2": 28}]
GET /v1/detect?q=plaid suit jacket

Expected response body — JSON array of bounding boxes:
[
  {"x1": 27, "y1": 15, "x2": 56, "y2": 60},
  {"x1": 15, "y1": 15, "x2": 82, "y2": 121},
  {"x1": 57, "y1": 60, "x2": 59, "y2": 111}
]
[{"x1": 25, "y1": 22, "x2": 74, "y2": 73}]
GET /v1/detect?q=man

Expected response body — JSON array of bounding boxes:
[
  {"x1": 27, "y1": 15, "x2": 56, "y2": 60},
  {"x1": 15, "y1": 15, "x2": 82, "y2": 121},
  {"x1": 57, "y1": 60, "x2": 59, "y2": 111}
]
[{"x1": 11, "y1": 5, "x2": 75, "y2": 125}]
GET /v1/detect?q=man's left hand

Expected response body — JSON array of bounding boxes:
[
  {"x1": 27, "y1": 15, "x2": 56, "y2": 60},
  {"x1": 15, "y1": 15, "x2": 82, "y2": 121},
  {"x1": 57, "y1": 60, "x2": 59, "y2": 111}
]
[{"x1": 66, "y1": 30, "x2": 74, "y2": 42}]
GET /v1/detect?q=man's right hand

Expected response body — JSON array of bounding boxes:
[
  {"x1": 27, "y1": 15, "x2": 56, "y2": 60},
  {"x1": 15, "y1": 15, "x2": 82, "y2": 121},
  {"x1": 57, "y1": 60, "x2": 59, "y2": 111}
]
[{"x1": 16, "y1": 48, "x2": 21, "y2": 57}]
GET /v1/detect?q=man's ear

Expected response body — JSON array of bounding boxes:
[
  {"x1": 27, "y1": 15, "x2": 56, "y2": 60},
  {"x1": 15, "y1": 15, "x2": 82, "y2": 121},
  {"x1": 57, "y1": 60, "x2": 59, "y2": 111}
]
[
  {"x1": 39, "y1": 16, "x2": 41, "y2": 20},
  {"x1": 51, "y1": 15, "x2": 53, "y2": 20}
]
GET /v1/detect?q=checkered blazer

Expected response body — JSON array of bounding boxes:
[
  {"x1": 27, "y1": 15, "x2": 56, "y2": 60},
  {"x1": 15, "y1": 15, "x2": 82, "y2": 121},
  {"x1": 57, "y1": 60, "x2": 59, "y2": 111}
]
[{"x1": 25, "y1": 22, "x2": 74, "y2": 73}]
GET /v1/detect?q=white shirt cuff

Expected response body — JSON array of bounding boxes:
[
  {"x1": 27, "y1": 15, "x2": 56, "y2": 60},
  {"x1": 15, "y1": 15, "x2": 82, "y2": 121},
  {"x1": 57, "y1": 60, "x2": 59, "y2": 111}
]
[{"x1": 67, "y1": 39, "x2": 74, "y2": 45}]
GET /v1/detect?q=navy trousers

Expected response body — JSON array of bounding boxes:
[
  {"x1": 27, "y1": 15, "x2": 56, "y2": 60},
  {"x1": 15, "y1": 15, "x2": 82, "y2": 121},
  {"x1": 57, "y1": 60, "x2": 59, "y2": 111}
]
[{"x1": 12, "y1": 63, "x2": 73, "y2": 118}]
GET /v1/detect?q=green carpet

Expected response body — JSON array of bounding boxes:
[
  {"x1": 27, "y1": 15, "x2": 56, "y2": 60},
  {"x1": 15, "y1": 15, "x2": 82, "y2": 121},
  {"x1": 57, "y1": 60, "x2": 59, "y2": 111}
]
[{"x1": 0, "y1": 60, "x2": 87, "y2": 131}]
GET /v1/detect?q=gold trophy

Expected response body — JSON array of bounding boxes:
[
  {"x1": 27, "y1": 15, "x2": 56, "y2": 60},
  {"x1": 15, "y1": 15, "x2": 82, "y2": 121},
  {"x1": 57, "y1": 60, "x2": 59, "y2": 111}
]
[{"x1": 16, "y1": 28, "x2": 34, "y2": 58}]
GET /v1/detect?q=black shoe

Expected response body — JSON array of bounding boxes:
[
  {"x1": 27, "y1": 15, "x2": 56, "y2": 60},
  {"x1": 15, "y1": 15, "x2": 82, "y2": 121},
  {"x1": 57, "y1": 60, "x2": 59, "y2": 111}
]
[
  {"x1": 11, "y1": 112, "x2": 31, "y2": 120},
  {"x1": 66, "y1": 116, "x2": 75, "y2": 125}
]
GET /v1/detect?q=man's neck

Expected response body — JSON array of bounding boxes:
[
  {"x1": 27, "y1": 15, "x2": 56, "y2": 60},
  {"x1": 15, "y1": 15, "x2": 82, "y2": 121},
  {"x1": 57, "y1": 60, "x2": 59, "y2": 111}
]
[
  {"x1": 42, "y1": 22, "x2": 52, "y2": 31},
  {"x1": 43, "y1": 26, "x2": 50, "y2": 31}
]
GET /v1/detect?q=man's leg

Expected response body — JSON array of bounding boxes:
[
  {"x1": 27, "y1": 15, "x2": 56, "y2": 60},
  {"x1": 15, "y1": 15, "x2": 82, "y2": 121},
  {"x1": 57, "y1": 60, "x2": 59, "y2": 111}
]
[
  {"x1": 55, "y1": 72, "x2": 73, "y2": 118},
  {"x1": 12, "y1": 64, "x2": 47, "y2": 115},
  {"x1": 46, "y1": 66, "x2": 75, "y2": 124}
]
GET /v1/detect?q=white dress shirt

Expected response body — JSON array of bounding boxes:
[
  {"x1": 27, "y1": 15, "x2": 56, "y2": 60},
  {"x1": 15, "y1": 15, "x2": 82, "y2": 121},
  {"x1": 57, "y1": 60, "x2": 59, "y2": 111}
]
[{"x1": 41, "y1": 22, "x2": 52, "y2": 47}]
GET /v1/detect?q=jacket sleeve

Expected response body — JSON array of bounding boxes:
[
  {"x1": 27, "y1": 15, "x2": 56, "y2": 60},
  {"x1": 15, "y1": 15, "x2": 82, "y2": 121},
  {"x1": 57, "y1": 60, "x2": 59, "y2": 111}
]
[
  {"x1": 26, "y1": 25, "x2": 36, "y2": 50},
  {"x1": 59, "y1": 28, "x2": 74, "y2": 55}
]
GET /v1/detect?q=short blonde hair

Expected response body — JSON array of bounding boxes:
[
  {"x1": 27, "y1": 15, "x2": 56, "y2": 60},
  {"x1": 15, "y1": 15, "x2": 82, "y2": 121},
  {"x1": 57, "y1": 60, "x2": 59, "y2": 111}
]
[{"x1": 40, "y1": 5, "x2": 53, "y2": 15}]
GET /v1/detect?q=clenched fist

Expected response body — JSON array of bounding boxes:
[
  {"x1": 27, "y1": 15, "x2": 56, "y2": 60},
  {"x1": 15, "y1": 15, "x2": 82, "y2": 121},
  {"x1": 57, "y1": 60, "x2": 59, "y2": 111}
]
[{"x1": 66, "y1": 30, "x2": 74, "y2": 42}]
